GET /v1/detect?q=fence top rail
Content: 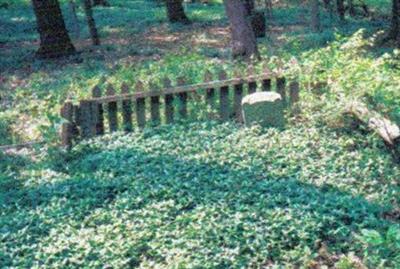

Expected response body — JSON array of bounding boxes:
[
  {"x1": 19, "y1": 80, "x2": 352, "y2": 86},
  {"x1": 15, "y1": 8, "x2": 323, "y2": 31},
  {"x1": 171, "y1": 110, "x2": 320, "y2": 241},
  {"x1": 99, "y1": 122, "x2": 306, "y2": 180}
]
[{"x1": 85, "y1": 72, "x2": 281, "y2": 104}]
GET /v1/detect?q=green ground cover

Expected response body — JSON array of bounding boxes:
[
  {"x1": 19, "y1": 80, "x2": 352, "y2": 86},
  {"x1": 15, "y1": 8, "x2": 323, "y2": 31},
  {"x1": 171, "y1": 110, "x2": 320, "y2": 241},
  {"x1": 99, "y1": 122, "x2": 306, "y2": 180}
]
[{"x1": 1, "y1": 116, "x2": 400, "y2": 267}]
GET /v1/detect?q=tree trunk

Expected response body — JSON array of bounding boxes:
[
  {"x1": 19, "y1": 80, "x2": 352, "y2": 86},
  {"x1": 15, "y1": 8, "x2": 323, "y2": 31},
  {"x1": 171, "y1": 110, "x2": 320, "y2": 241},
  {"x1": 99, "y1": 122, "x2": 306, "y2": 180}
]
[
  {"x1": 389, "y1": 0, "x2": 400, "y2": 44},
  {"x1": 69, "y1": 0, "x2": 80, "y2": 38},
  {"x1": 337, "y1": 0, "x2": 345, "y2": 21},
  {"x1": 311, "y1": 0, "x2": 321, "y2": 32},
  {"x1": 32, "y1": 0, "x2": 75, "y2": 58},
  {"x1": 83, "y1": 0, "x2": 100, "y2": 45},
  {"x1": 166, "y1": 0, "x2": 190, "y2": 24},
  {"x1": 224, "y1": 0, "x2": 259, "y2": 60}
]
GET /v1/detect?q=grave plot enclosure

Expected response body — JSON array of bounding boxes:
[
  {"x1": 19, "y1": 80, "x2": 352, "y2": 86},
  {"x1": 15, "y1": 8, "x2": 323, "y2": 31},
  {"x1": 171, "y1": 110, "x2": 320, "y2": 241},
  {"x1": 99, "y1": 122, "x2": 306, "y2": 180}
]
[{"x1": 61, "y1": 70, "x2": 300, "y2": 148}]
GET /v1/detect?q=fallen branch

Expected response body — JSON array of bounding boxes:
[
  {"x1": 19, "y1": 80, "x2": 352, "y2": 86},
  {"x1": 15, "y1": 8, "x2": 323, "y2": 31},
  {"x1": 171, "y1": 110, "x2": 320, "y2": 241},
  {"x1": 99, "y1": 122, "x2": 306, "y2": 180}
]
[{"x1": 345, "y1": 101, "x2": 400, "y2": 159}]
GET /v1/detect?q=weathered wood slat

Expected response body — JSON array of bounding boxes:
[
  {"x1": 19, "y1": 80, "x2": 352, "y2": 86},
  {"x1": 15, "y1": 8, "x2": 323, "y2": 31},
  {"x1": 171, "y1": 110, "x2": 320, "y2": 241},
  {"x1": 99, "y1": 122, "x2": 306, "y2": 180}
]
[
  {"x1": 88, "y1": 73, "x2": 275, "y2": 104},
  {"x1": 60, "y1": 101, "x2": 74, "y2": 148},
  {"x1": 164, "y1": 78, "x2": 174, "y2": 124},
  {"x1": 149, "y1": 82, "x2": 160, "y2": 124},
  {"x1": 233, "y1": 83, "x2": 244, "y2": 122},
  {"x1": 106, "y1": 85, "x2": 118, "y2": 132},
  {"x1": 121, "y1": 83, "x2": 133, "y2": 132},
  {"x1": 219, "y1": 71, "x2": 230, "y2": 121},
  {"x1": 92, "y1": 86, "x2": 104, "y2": 135},
  {"x1": 289, "y1": 81, "x2": 300, "y2": 104},
  {"x1": 177, "y1": 77, "x2": 188, "y2": 119},
  {"x1": 204, "y1": 71, "x2": 216, "y2": 119},
  {"x1": 79, "y1": 100, "x2": 96, "y2": 138},
  {"x1": 135, "y1": 81, "x2": 146, "y2": 128}
]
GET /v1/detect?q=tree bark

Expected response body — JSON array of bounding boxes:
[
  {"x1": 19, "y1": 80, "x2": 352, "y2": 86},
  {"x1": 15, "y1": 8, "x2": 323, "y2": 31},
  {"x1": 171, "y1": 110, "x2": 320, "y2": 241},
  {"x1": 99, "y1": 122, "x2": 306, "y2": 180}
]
[
  {"x1": 83, "y1": 0, "x2": 100, "y2": 45},
  {"x1": 311, "y1": 0, "x2": 321, "y2": 32},
  {"x1": 345, "y1": 101, "x2": 400, "y2": 160},
  {"x1": 224, "y1": 0, "x2": 259, "y2": 60},
  {"x1": 337, "y1": 0, "x2": 345, "y2": 21},
  {"x1": 166, "y1": 0, "x2": 190, "y2": 24},
  {"x1": 389, "y1": 0, "x2": 400, "y2": 45},
  {"x1": 32, "y1": 0, "x2": 75, "y2": 58}
]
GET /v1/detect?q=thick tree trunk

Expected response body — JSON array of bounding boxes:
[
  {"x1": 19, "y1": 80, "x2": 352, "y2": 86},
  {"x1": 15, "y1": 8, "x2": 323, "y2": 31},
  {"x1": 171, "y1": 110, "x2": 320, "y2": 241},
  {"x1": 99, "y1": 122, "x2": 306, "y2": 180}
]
[
  {"x1": 83, "y1": 0, "x2": 100, "y2": 45},
  {"x1": 224, "y1": 0, "x2": 259, "y2": 60},
  {"x1": 243, "y1": 0, "x2": 255, "y2": 16},
  {"x1": 166, "y1": 0, "x2": 190, "y2": 24},
  {"x1": 311, "y1": 0, "x2": 321, "y2": 32},
  {"x1": 32, "y1": 0, "x2": 75, "y2": 58}
]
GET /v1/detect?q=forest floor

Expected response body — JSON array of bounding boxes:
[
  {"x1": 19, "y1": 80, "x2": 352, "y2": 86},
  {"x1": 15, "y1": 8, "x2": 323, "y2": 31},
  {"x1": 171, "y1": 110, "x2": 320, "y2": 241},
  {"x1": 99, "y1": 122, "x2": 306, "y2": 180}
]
[{"x1": 1, "y1": 0, "x2": 400, "y2": 268}]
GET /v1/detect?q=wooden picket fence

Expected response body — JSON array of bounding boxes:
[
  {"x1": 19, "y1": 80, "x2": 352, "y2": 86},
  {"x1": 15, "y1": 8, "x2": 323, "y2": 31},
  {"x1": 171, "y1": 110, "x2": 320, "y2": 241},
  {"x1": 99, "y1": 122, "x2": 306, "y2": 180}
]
[{"x1": 60, "y1": 70, "x2": 300, "y2": 148}]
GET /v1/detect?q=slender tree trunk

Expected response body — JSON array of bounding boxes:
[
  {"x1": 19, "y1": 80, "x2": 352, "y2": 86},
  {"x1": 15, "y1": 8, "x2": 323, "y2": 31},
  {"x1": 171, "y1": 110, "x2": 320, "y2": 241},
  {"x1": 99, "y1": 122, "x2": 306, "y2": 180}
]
[
  {"x1": 337, "y1": 0, "x2": 345, "y2": 21},
  {"x1": 166, "y1": 0, "x2": 190, "y2": 24},
  {"x1": 32, "y1": 0, "x2": 75, "y2": 58},
  {"x1": 311, "y1": 0, "x2": 321, "y2": 32},
  {"x1": 389, "y1": 0, "x2": 400, "y2": 44},
  {"x1": 224, "y1": 0, "x2": 259, "y2": 60},
  {"x1": 69, "y1": 0, "x2": 80, "y2": 38},
  {"x1": 83, "y1": 0, "x2": 100, "y2": 45}
]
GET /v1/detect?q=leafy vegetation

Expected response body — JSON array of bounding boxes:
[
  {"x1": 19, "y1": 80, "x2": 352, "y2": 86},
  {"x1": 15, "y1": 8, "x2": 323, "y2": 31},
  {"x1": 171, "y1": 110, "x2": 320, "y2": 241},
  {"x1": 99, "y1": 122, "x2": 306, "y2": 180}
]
[{"x1": 1, "y1": 116, "x2": 399, "y2": 267}]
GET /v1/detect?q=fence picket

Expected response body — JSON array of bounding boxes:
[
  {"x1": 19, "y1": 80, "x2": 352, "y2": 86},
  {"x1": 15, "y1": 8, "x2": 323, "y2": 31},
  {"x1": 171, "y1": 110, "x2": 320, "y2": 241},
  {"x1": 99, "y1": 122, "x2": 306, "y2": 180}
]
[
  {"x1": 135, "y1": 81, "x2": 146, "y2": 128},
  {"x1": 121, "y1": 83, "x2": 133, "y2": 132},
  {"x1": 219, "y1": 71, "x2": 230, "y2": 121},
  {"x1": 106, "y1": 85, "x2": 118, "y2": 132},
  {"x1": 204, "y1": 70, "x2": 215, "y2": 119},
  {"x1": 164, "y1": 78, "x2": 174, "y2": 124},
  {"x1": 60, "y1": 102, "x2": 74, "y2": 148},
  {"x1": 177, "y1": 77, "x2": 187, "y2": 119},
  {"x1": 92, "y1": 85, "x2": 104, "y2": 135},
  {"x1": 80, "y1": 100, "x2": 95, "y2": 138},
  {"x1": 149, "y1": 82, "x2": 161, "y2": 124}
]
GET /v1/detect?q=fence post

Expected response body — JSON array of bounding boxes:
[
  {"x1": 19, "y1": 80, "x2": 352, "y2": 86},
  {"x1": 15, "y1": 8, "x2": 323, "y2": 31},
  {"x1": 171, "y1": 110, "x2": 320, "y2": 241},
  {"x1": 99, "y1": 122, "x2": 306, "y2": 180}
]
[
  {"x1": 60, "y1": 101, "x2": 74, "y2": 149},
  {"x1": 92, "y1": 85, "x2": 104, "y2": 135},
  {"x1": 135, "y1": 81, "x2": 146, "y2": 128},
  {"x1": 219, "y1": 70, "x2": 230, "y2": 121},
  {"x1": 164, "y1": 78, "x2": 174, "y2": 124},
  {"x1": 106, "y1": 85, "x2": 118, "y2": 132},
  {"x1": 121, "y1": 83, "x2": 133, "y2": 132}
]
